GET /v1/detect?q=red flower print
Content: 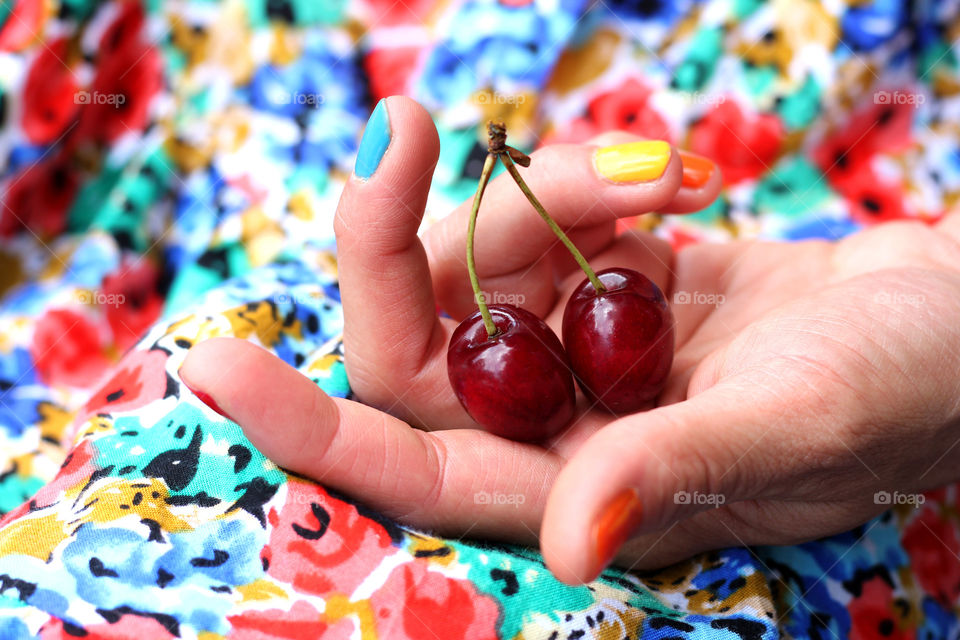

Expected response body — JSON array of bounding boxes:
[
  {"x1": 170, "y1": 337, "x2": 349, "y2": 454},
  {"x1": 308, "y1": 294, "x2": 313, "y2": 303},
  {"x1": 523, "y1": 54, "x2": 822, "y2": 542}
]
[
  {"x1": 362, "y1": 0, "x2": 435, "y2": 25},
  {"x1": 364, "y1": 47, "x2": 422, "y2": 102},
  {"x1": 587, "y1": 78, "x2": 672, "y2": 141},
  {"x1": 263, "y1": 479, "x2": 396, "y2": 597},
  {"x1": 0, "y1": 0, "x2": 45, "y2": 52},
  {"x1": 903, "y1": 507, "x2": 960, "y2": 608},
  {"x1": 546, "y1": 78, "x2": 672, "y2": 144},
  {"x1": 21, "y1": 37, "x2": 81, "y2": 145},
  {"x1": 40, "y1": 613, "x2": 176, "y2": 639},
  {"x1": 227, "y1": 600, "x2": 342, "y2": 640},
  {"x1": 101, "y1": 259, "x2": 163, "y2": 351},
  {"x1": 82, "y1": 348, "x2": 169, "y2": 418},
  {"x1": 23, "y1": 439, "x2": 97, "y2": 513},
  {"x1": 847, "y1": 573, "x2": 914, "y2": 640},
  {"x1": 370, "y1": 561, "x2": 500, "y2": 640},
  {"x1": 810, "y1": 99, "x2": 917, "y2": 224},
  {"x1": 76, "y1": 41, "x2": 162, "y2": 144},
  {"x1": 812, "y1": 100, "x2": 913, "y2": 190},
  {"x1": 99, "y1": 1, "x2": 146, "y2": 58},
  {"x1": 30, "y1": 309, "x2": 110, "y2": 388},
  {"x1": 688, "y1": 99, "x2": 784, "y2": 185},
  {"x1": 1, "y1": 151, "x2": 80, "y2": 238},
  {"x1": 836, "y1": 164, "x2": 909, "y2": 225}
]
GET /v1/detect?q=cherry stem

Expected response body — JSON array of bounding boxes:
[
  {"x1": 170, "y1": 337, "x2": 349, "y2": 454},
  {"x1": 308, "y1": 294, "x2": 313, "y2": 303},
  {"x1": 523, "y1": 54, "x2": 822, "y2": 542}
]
[
  {"x1": 498, "y1": 152, "x2": 606, "y2": 293},
  {"x1": 467, "y1": 153, "x2": 499, "y2": 337}
]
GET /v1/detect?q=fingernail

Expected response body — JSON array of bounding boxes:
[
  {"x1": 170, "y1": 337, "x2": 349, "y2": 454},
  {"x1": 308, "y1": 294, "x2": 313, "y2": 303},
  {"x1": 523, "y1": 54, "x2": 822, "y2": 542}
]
[
  {"x1": 354, "y1": 98, "x2": 391, "y2": 178},
  {"x1": 595, "y1": 140, "x2": 671, "y2": 183},
  {"x1": 679, "y1": 151, "x2": 715, "y2": 188},
  {"x1": 179, "y1": 369, "x2": 234, "y2": 422},
  {"x1": 593, "y1": 488, "x2": 642, "y2": 575}
]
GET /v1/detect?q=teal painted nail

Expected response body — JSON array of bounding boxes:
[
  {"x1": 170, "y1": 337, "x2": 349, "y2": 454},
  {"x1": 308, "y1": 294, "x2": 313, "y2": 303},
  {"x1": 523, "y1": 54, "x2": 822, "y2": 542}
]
[{"x1": 355, "y1": 99, "x2": 391, "y2": 178}]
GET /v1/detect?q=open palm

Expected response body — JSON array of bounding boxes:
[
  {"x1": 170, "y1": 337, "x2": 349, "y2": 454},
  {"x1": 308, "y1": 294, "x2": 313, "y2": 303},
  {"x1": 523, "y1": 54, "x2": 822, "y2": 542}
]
[{"x1": 181, "y1": 97, "x2": 960, "y2": 584}]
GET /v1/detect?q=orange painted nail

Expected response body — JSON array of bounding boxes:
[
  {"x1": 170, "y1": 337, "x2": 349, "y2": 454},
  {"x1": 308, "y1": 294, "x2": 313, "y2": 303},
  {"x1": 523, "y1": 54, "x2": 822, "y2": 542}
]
[
  {"x1": 679, "y1": 151, "x2": 715, "y2": 188},
  {"x1": 593, "y1": 488, "x2": 643, "y2": 575}
]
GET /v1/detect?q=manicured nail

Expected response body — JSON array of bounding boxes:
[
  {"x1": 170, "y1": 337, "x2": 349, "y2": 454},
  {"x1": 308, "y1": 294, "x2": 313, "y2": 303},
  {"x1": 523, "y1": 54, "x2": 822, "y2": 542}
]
[
  {"x1": 593, "y1": 488, "x2": 642, "y2": 576},
  {"x1": 595, "y1": 140, "x2": 671, "y2": 183},
  {"x1": 179, "y1": 371, "x2": 234, "y2": 421},
  {"x1": 679, "y1": 151, "x2": 715, "y2": 188},
  {"x1": 354, "y1": 99, "x2": 391, "y2": 178}
]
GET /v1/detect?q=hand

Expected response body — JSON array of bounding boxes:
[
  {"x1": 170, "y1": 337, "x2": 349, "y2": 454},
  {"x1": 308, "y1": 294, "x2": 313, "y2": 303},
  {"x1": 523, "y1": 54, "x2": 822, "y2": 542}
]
[
  {"x1": 180, "y1": 96, "x2": 960, "y2": 584},
  {"x1": 179, "y1": 94, "x2": 715, "y2": 553}
]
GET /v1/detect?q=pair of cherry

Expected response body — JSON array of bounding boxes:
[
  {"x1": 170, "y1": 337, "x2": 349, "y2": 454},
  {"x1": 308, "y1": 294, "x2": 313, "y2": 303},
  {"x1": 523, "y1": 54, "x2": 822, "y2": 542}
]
[{"x1": 447, "y1": 124, "x2": 675, "y2": 442}]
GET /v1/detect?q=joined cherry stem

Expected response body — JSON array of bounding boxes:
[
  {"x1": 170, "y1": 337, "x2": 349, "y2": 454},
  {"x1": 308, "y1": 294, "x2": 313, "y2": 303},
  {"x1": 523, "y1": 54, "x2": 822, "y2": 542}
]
[
  {"x1": 466, "y1": 122, "x2": 605, "y2": 339},
  {"x1": 467, "y1": 153, "x2": 499, "y2": 337},
  {"x1": 497, "y1": 153, "x2": 605, "y2": 294}
]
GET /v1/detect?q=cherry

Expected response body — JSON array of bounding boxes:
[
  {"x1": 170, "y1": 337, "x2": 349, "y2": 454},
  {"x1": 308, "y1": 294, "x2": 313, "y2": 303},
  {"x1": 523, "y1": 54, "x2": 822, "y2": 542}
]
[
  {"x1": 446, "y1": 121, "x2": 675, "y2": 441},
  {"x1": 563, "y1": 268, "x2": 674, "y2": 413},
  {"x1": 447, "y1": 304, "x2": 575, "y2": 441}
]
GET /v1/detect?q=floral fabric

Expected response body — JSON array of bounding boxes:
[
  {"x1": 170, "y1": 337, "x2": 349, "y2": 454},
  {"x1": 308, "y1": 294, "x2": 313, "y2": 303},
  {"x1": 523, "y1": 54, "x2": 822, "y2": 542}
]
[{"x1": 0, "y1": 0, "x2": 958, "y2": 638}]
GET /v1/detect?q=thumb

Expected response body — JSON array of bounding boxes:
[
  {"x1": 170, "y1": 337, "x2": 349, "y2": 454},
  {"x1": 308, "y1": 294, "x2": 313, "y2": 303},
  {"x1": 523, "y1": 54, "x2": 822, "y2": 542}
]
[{"x1": 540, "y1": 385, "x2": 770, "y2": 584}]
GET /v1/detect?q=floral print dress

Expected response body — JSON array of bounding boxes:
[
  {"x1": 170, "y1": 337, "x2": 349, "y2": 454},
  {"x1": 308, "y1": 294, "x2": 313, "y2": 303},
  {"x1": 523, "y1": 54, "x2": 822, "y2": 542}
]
[{"x1": 0, "y1": 0, "x2": 958, "y2": 638}]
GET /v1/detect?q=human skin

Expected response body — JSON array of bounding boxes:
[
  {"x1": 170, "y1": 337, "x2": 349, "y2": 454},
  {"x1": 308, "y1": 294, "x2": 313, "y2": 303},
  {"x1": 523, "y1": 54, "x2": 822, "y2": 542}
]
[{"x1": 180, "y1": 96, "x2": 960, "y2": 585}]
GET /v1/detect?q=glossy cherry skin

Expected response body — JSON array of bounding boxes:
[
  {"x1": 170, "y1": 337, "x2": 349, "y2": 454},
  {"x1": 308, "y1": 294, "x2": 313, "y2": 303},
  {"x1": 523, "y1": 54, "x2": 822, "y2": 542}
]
[
  {"x1": 562, "y1": 268, "x2": 674, "y2": 413},
  {"x1": 448, "y1": 304, "x2": 576, "y2": 442}
]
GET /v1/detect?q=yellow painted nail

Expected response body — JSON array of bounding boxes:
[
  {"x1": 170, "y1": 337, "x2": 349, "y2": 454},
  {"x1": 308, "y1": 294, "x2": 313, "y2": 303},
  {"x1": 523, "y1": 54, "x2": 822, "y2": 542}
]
[{"x1": 594, "y1": 140, "x2": 672, "y2": 183}]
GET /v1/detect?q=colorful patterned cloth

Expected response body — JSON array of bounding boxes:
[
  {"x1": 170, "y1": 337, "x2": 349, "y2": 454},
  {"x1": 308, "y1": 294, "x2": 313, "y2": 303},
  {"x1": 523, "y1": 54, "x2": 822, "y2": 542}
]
[{"x1": 0, "y1": 0, "x2": 959, "y2": 638}]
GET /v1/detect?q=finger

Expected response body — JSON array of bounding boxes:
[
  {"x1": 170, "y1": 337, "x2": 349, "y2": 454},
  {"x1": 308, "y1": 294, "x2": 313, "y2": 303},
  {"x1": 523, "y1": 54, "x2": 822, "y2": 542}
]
[
  {"x1": 668, "y1": 150, "x2": 723, "y2": 213},
  {"x1": 540, "y1": 385, "x2": 772, "y2": 584},
  {"x1": 335, "y1": 95, "x2": 469, "y2": 427},
  {"x1": 590, "y1": 131, "x2": 722, "y2": 212},
  {"x1": 425, "y1": 140, "x2": 684, "y2": 319},
  {"x1": 180, "y1": 338, "x2": 560, "y2": 539}
]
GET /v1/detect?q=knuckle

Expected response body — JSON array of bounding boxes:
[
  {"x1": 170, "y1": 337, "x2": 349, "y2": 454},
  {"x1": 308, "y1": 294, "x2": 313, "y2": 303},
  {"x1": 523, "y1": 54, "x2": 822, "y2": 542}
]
[{"x1": 417, "y1": 432, "x2": 452, "y2": 514}]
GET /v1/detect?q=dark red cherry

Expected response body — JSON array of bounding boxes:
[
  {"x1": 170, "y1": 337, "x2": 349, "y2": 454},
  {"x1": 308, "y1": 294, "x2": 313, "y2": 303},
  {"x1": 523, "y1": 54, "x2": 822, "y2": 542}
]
[
  {"x1": 448, "y1": 304, "x2": 575, "y2": 442},
  {"x1": 562, "y1": 268, "x2": 674, "y2": 413}
]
